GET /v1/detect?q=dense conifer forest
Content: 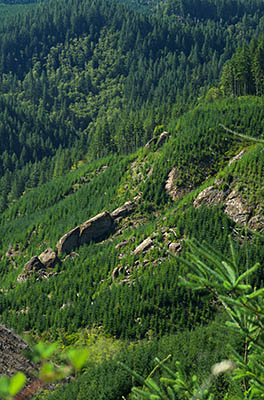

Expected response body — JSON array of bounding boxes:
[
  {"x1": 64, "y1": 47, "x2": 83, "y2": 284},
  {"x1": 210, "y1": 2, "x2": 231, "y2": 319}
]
[{"x1": 0, "y1": 0, "x2": 264, "y2": 398}]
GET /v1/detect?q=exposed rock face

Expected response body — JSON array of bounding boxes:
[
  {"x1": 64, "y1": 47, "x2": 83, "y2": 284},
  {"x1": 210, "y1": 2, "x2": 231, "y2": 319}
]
[
  {"x1": 145, "y1": 131, "x2": 169, "y2": 149},
  {"x1": 39, "y1": 248, "x2": 60, "y2": 268},
  {"x1": 57, "y1": 212, "x2": 114, "y2": 255},
  {"x1": 165, "y1": 167, "x2": 188, "y2": 200},
  {"x1": 79, "y1": 212, "x2": 114, "y2": 246},
  {"x1": 224, "y1": 190, "x2": 251, "y2": 224},
  {"x1": 24, "y1": 256, "x2": 44, "y2": 272},
  {"x1": 0, "y1": 324, "x2": 37, "y2": 379},
  {"x1": 111, "y1": 199, "x2": 137, "y2": 219},
  {"x1": 248, "y1": 213, "x2": 264, "y2": 232},
  {"x1": 228, "y1": 149, "x2": 246, "y2": 165},
  {"x1": 194, "y1": 186, "x2": 251, "y2": 226},
  {"x1": 134, "y1": 237, "x2": 153, "y2": 256},
  {"x1": 193, "y1": 186, "x2": 225, "y2": 207},
  {"x1": 57, "y1": 226, "x2": 80, "y2": 255}
]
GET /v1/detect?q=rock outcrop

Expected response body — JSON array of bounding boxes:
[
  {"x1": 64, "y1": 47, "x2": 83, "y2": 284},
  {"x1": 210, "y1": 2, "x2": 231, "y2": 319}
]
[
  {"x1": 134, "y1": 237, "x2": 153, "y2": 256},
  {"x1": 145, "y1": 131, "x2": 169, "y2": 150},
  {"x1": 0, "y1": 324, "x2": 37, "y2": 379},
  {"x1": 193, "y1": 186, "x2": 225, "y2": 208},
  {"x1": 57, "y1": 212, "x2": 114, "y2": 255},
  {"x1": 224, "y1": 190, "x2": 251, "y2": 224},
  {"x1": 165, "y1": 167, "x2": 189, "y2": 200},
  {"x1": 57, "y1": 226, "x2": 81, "y2": 255},
  {"x1": 57, "y1": 198, "x2": 139, "y2": 255},
  {"x1": 111, "y1": 199, "x2": 138, "y2": 219},
  {"x1": 22, "y1": 197, "x2": 139, "y2": 271},
  {"x1": 193, "y1": 186, "x2": 252, "y2": 226},
  {"x1": 79, "y1": 212, "x2": 114, "y2": 246},
  {"x1": 17, "y1": 255, "x2": 50, "y2": 282},
  {"x1": 39, "y1": 248, "x2": 60, "y2": 268}
]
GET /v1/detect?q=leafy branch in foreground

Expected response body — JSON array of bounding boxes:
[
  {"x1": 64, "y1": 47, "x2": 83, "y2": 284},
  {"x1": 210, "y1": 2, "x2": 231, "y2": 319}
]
[
  {"x1": 179, "y1": 237, "x2": 264, "y2": 398},
  {"x1": 122, "y1": 236, "x2": 264, "y2": 399},
  {"x1": 120, "y1": 356, "x2": 236, "y2": 400}
]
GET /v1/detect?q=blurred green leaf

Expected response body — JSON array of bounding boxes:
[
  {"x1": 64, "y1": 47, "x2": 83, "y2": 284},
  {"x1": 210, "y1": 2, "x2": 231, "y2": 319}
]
[
  {"x1": 66, "y1": 348, "x2": 89, "y2": 370},
  {"x1": 9, "y1": 372, "x2": 26, "y2": 396}
]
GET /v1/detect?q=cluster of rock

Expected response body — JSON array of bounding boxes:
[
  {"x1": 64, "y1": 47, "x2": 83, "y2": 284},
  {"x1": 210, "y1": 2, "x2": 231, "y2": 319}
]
[
  {"x1": 193, "y1": 185, "x2": 263, "y2": 229},
  {"x1": 112, "y1": 226, "x2": 183, "y2": 283},
  {"x1": 17, "y1": 248, "x2": 60, "y2": 283},
  {"x1": 57, "y1": 198, "x2": 139, "y2": 255},
  {"x1": 18, "y1": 198, "x2": 139, "y2": 282}
]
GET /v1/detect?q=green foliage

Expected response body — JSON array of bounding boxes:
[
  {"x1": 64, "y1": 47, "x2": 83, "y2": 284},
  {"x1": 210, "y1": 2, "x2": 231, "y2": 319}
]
[
  {"x1": 0, "y1": 372, "x2": 26, "y2": 399},
  {"x1": 180, "y1": 237, "x2": 264, "y2": 398},
  {"x1": 122, "y1": 236, "x2": 264, "y2": 399}
]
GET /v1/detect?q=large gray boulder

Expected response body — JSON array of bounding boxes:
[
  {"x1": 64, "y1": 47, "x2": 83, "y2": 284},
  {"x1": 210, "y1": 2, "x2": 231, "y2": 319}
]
[
  {"x1": 79, "y1": 211, "x2": 114, "y2": 245},
  {"x1": 57, "y1": 212, "x2": 114, "y2": 255},
  {"x1": 57, "y1": 226, "x2": 80, "y2": 255}
]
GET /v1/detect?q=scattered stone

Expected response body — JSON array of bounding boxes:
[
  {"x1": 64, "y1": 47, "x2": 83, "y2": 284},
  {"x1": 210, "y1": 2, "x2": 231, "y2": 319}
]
[
  {"x1": 152, "y1": 257, "x2": 166, "y2": 266},
  {"x1": 62, "y1": 252, "x2": 80, "y2": 262},
  {"x1": 0, "y1": 324, "x2": 37, "y2": 379},
  {"x1": 134, "y1": 237, "x2": 153, "y2": 256},
  {"x1": 5, "y1": 245, "x2": 20, "y2": 259},
  {"x1": 112, "y1": 266, "x2": 124, "y2": 281}
]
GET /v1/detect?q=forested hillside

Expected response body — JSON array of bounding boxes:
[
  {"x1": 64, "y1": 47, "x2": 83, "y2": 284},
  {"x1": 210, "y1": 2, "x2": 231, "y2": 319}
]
[{"x1": 0, "y1": 0, "x2": 264, "y2": 399}]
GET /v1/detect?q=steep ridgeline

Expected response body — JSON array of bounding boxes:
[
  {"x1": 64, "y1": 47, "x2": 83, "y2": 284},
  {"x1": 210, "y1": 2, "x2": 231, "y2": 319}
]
[{"x1": 1, "y1": 0, "x2": 264, "y2": 219}]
